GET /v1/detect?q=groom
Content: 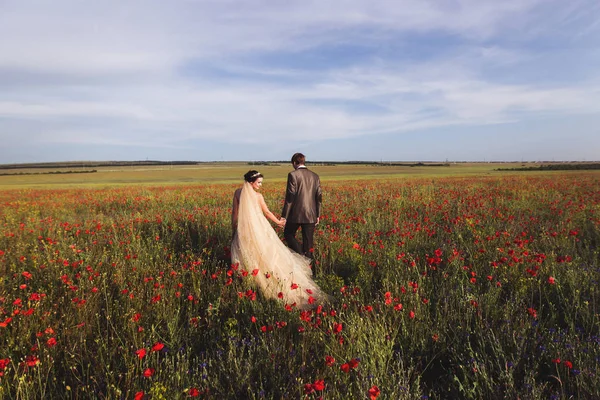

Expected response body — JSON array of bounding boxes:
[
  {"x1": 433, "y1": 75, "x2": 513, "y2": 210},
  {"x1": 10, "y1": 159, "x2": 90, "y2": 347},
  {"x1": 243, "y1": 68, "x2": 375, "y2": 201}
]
[{"x1": 282, "y1": 153, "x2": 322, "y2": 269}]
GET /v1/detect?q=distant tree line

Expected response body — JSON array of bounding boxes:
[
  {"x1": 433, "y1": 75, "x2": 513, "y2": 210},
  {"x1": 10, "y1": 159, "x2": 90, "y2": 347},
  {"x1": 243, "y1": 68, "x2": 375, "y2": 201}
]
[
  {"x1": 0, "y1": 161, "x2": 199, "y2": 170},
  {"x1": 496, "y1": 163, "x2": 600, "y2": 171},
  {"x1": 0, "y1": 170, "x2": 98, "y2": 177},
  {"x1": 250, "y1": 161, "x2": 451, "y2": 167}
]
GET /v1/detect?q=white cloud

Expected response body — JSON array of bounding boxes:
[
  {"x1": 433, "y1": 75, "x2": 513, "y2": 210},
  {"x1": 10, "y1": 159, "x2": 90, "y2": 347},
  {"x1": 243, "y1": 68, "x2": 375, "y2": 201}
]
[{"x1": 1, "y1": 0, "x2": 599, "y2": 161}]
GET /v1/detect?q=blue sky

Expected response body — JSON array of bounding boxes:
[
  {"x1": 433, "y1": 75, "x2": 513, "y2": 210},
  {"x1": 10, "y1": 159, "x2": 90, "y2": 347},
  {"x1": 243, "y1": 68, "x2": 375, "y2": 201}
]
[{"x1": 1, "y1": 0, "x2": 599, "y2": 163}]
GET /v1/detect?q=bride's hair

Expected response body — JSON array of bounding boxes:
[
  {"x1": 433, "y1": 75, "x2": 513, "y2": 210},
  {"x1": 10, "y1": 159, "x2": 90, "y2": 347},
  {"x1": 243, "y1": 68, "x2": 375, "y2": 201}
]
[{"x1": 244, "y1": 170, "x2": 263, "y2": 183}]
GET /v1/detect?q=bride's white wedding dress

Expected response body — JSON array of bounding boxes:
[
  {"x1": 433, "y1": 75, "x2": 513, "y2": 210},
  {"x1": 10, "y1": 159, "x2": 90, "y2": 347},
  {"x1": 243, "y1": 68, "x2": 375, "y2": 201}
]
[{"x1": 231, "y1": 182, "x2": 328, "y2": 309}]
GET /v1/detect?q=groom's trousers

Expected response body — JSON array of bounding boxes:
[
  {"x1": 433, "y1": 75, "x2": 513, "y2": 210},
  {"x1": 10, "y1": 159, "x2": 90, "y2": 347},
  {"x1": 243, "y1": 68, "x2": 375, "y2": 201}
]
[{"x1": 284, "y1": 222, "x2": 316, "y2": 261}]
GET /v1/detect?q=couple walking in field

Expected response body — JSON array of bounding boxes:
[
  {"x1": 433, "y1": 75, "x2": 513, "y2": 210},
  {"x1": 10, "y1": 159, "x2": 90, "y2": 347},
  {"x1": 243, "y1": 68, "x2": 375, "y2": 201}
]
[{"x1": 230, "y1": 153, "x2": 328, "y2": 309}]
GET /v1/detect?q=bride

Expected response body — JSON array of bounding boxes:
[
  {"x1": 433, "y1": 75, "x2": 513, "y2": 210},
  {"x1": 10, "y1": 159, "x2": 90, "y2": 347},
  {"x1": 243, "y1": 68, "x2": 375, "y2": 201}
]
[{"x1": 231, "y1": 170, "x2": 328, "y2": 309}]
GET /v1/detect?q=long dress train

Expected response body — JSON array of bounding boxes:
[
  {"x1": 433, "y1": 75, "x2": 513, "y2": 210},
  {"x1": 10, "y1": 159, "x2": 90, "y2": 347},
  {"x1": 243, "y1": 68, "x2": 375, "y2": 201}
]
[{"x1": 231, "y1": 182, "x2": 328, "y2": 309}]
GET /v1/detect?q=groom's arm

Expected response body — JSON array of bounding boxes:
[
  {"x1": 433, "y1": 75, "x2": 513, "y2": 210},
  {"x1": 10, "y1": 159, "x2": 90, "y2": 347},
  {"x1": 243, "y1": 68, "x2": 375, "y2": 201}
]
[{"x1": 281, "y1": 172, "x2": 296, "y2": 219}]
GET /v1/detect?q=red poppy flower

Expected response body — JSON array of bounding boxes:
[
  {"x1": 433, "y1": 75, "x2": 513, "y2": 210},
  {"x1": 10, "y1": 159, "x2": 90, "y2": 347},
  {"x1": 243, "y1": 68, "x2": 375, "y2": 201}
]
[
  {"x1": 143, "y1": 368, "x2": 155, "y2": 377},
  {"x1": 368, "y1": 385, "x2": 380, "y2": 399},
  {"x1": 0, "y1": 358, "x2": 9, "y2": 374},
  {"x1": 325, "y1": 355, "x2": 335, "y2": 366},
  {"x1": 135, "y1": 348, "x2": 146, "y2": 359},
  {"x1": 134, "y1": 391, "x2": 145, "y2": 400},
  {"x1": 312, "y1": 379, "x2": 325, "y2": 391},
  {"x1": 152, "y1": 342, "x2": 164, "y2": 352},
  {"x1": 188, "y1": 387, "x2": 200, "y2": 397},
  {"x1": 332, "y1": 322, "x2": 343, "y2": 334},
  {"x1": 46, "y1": 337, "x2": 57, "y2": 347},
  {"x1": 25, "y1": 355, "x2": 40, "y2": 367},
  {"x1": 304, "y1": 383, "x2": 315, "y2": 395}
]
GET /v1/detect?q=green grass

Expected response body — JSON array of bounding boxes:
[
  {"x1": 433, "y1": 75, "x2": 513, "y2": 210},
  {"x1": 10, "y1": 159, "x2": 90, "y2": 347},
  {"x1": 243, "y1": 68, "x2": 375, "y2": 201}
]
[
  {"x1": 1, "y1": 169, "x2": 599, "y2": 399},
  {"x1": 0, "y1": 162, "x2": 577, "y2": 189}
]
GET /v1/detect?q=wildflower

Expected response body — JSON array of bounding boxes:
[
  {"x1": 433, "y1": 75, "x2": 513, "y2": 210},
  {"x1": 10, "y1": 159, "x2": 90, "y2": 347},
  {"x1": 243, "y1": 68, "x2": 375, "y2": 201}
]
[
  {"x1": 368, "y1": 385, "x2": 380, "y2": 400},
  {"x1": 409, "y1": 311, "x2": 415, "y2": 319},
  {"x1": 304, "y1": 383, "x2": 315, "y2": 395},
  {"x1": 325, "y1": 355, "x2": 335, "y2": 366},
  {"x1": 188, "y1": 387, "x2": 200, "y2": 397},
  {"x1": 135, "y1": 348, "x2": 147, "y2": 359},
  {"x1": 0, "y1": 358, "x2": 9, "y2": 376},
  {"x1": 46, "y1": 337, "x2": 57, "y2": 347},
  {"x1": 332, "y1": 322, "x2": 343, "y2": 334},
  {"x1": 151, "y1": 342, "x2": 164, "y2": 352},
  {"x1": 312, "y1": 379, "x2": 325, "y2": 391},
  {"x1": 143, "y1": 368, "x2": 155, "y2": 377},
  {"x1": 25, "y1": 355, "x2": 40, "y2": 367},
  {"x1": 134, "y1": 391, "x2": 145, "y2": 400},
  {"x1": 548, "y1": 276, "x2": 556, "y2": 285}
]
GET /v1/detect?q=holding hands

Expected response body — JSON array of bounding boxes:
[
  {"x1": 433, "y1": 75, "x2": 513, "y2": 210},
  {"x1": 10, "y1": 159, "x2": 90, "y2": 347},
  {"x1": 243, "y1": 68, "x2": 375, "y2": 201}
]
[{"x1": 277, "y1": 217, "x2": 286, "y2": 228}]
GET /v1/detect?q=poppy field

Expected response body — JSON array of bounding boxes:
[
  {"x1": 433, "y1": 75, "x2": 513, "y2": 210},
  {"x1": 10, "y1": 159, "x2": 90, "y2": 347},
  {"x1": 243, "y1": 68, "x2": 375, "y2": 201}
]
[{"x1": 0, "y1": 171, "x2": 599, "y2": 399}]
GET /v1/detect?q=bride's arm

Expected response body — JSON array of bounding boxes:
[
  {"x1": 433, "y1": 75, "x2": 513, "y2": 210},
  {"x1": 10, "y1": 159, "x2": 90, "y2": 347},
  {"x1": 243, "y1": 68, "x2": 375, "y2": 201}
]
[{"x1": 257, "y1": 193, "x2": 285, "y2": 226}]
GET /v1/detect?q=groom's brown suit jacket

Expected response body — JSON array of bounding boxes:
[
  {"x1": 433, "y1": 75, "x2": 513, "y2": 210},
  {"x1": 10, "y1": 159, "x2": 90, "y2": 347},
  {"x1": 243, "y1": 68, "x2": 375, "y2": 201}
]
[{"x1": 281, "y1": 167, "x2": 322, "y2": 224}]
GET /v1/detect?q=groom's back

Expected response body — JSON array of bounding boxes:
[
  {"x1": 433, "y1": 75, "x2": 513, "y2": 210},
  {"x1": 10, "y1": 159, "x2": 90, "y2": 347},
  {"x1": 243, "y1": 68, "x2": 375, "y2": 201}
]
[{"x1": 283, "y1": 168, "x2": 321, "y2": 224}]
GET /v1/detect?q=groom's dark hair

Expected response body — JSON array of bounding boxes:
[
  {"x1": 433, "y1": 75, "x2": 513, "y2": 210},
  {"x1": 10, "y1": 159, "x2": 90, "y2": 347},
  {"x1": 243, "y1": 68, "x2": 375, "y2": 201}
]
[
  {"x1": 244, "y1": 170, "x2": 263, "y2": 183},
  {"x1": 291, "y1": 153, "x2": 305, "y2": 165}
]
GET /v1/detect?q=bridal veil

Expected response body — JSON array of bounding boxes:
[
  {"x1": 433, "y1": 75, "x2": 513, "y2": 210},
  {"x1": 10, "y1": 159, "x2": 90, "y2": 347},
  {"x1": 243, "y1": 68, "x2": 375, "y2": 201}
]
[{"x1": 231, "y1": 182, "x2": 327, "y2": 309}]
